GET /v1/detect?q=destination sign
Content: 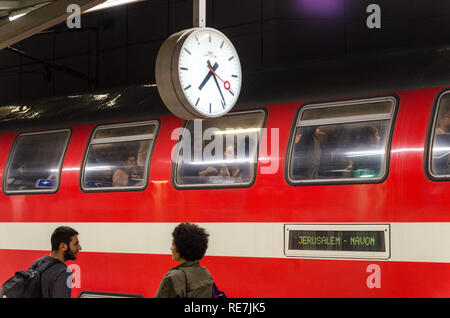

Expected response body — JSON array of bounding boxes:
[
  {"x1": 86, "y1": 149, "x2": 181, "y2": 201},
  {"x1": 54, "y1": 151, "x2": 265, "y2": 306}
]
[
  {"x1": 288, "y1": 230, "x2": 385, "y2": 252},
  {"x1": 284, "y1": 224, "x2": 390, "y2": 259}
]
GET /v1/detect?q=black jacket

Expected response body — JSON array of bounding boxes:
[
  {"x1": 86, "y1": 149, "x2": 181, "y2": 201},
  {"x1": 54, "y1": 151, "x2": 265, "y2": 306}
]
[{"x1": 30, "y1": 255, "x2": 72, "y2": 298}]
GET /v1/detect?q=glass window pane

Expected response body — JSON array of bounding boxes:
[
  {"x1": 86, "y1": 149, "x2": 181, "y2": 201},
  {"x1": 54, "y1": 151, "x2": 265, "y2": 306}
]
[
  {"x1": 94, "y1": 124, "x2": 156, "y2": 140},
  {"x1": 82, "y1": 121, "x2": 158, "y2": 190},
  {"x1": 175, "y1": 111, "x2": 266, "y2": 187},
  {"x1": 5, "y1": 130, "x2": 71, "y2": 193},
  {"x1": 430, "y1": 93, "x2": 450, "y2": 177},
  {"x1": 289, "y1": 98, "x2": 395, "y2": 183},
  {"x1": 301, "y1": 100, "x2": 393, "y2": 121}
]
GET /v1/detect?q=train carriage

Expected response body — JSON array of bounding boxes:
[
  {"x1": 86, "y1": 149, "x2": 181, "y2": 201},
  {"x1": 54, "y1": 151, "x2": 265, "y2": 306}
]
[{"x1": 0, "y1": 55, "x2": 449, "y2": 297}]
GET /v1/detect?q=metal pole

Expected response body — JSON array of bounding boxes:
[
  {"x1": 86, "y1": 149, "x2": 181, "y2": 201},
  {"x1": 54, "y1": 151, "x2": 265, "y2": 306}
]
[{"x1": 193, "y1": 0, "x2": 206, "y2": 28}]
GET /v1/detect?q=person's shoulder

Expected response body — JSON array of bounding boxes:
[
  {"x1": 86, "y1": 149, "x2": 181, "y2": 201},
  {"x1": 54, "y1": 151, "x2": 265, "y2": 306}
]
[
  {"x1": 40, "y1": 257, "x2": 68, "y2": 279},
  {"x1": 158, "y1": 268, "x2": 185, "y2": 290},
  {"x1": 183, "y1": 262, "x2": 212, "y2": 277},
  {"x1": 198, "y1": 264, "x2": 212, "y2": 277},
  {"x1": 30, "y1": 255, "x2": 59, "y2": 268},
  {"x1": 166, "y1": 267, "x2": 185, "y2": 279}
]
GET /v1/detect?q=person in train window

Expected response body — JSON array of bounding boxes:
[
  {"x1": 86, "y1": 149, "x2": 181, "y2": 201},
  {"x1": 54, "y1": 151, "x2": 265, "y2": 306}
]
[
  {"x1": 292, "y1": 126, "x2": 326, "y2": 179},
  {"x1": 433, "y1": 106, "x2": 450, "y2": 174},
  {"x1": 343, "y1": 125, "x2": 382, "y2": 178},
  {"x1": 127, "y1": 165, "x2": 144, "y2": 186},
  {"x1": 30, "y1": 226, "x2": 81, "y2": 298},
  {"x1": 198, "y1": 145, "x2": 244, "y2": 181},
  {"x1": 436, "y1": 107, "x2": 450, "y2": 135},
  {"x1": 112, "y1": 154, "x2": 137, "y2": 187},
  {"x1": 155, "y1": 222, "x2": 214, "y2": 298},
  {"x1": 7, "y1": 162, "x2": 36, "y2": 190}
]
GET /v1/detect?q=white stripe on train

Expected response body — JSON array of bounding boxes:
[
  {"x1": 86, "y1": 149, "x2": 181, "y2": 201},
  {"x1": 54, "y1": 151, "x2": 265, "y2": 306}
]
[{"x1": 0, "y1": 222, "x2": 449, "y2": 263}]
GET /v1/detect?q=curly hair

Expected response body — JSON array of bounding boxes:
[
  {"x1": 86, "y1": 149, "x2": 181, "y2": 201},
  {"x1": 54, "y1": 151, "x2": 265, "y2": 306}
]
[{"x1": 172, "y1": 222, "x2": 209, "y2": 261}]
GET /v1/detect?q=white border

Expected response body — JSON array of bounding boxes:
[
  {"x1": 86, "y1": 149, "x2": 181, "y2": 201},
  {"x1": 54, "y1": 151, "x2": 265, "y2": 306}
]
[{"x1": 4, "y1": 222, "x2": 450, "y2": 263}]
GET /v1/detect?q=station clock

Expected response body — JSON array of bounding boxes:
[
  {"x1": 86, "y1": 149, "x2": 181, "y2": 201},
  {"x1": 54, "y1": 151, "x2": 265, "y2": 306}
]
[{"x1": 155, "y1": 27, "x2": 242, "y2": 119}]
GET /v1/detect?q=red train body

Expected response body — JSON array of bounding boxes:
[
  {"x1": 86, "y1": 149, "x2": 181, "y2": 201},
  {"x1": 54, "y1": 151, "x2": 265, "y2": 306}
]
[{"x1": 0, "y1": 83, "x2": 449, "y2": 297}]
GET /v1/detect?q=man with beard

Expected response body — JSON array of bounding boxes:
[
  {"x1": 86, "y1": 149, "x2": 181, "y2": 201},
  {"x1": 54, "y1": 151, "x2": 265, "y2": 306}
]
[{"x1": 30, "y1": 226, "x2": 82, "y2": 298}]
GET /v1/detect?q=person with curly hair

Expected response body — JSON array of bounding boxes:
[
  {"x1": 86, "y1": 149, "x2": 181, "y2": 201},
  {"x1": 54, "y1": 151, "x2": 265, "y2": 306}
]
[{"x1": 154, "y1": 222, "x2": 214, "y2": 298}]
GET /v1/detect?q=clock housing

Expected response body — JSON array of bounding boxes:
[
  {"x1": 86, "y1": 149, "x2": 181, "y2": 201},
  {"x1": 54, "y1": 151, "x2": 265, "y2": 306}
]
[{"x1": 156, "y1": 27, "x2": 242, "y2": 119}]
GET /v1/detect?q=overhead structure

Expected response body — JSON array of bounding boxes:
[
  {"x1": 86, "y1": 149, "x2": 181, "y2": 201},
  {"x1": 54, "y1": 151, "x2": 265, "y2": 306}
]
[
  {"x1": 155, "y1": 0, "x2": 243, "y2": 119},
  {"x1": 0, "y1": 0, "x2": 105, "y2": 50}
]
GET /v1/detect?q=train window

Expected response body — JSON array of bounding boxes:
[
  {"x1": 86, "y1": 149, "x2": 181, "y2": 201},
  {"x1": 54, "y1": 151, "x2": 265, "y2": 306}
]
[
  {"x1": 81, "y1": 121, "x2": 158, "y2": 191},
  {"x1": 174, "y1": 110, "x2": 266, "y2": 188},
  {"x1": 428, "y1": 92, "x2": 450, "y2": 179},
  {"x1": 4, "y1": 129, "x2": 71, "y2": 194},
  {"x1": 287, "y1": 97, "x2": 396, "y2": 184}
]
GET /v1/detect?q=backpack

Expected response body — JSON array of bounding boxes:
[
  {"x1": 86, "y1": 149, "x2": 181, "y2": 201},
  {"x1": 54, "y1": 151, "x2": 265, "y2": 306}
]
[
  {"x1": 211, "y1": 282, "x2": 227, "y2": 299},
  {"x1": 179, "y1": 268, "x2": 227, "y2": 299},
  {"x1": 0, "y1": 258, "x2": 59, "y2": 298}
]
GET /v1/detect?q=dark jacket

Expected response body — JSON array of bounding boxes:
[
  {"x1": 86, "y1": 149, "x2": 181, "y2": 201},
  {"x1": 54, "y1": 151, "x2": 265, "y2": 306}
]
[
  {"x1": 30, "y1": 255, "x2": 72, "y2": 298},
  {"x1": 154, "y1": 261, "x2": 213, "y2": 298}
]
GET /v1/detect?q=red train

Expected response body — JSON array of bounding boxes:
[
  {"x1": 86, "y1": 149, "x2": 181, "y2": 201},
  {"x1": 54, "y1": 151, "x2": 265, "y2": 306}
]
[{"x1": 0, "y1": 65, "x2": 449, "y2": 297}]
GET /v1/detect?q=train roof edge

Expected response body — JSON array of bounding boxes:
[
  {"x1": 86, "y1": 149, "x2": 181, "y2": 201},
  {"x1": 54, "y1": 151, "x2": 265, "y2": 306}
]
[{"x1": 1, "y1": 45, "x2": 450, "y2": 132}]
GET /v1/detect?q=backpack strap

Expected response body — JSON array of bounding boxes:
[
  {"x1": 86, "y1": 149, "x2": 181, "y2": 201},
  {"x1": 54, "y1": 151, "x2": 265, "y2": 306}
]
[
  {"x1": 178, "y1": 268, "x2": 189, "y2": 297},
  {"x1": 34, "y1": 257, "x2": 61, "y2": 274}
]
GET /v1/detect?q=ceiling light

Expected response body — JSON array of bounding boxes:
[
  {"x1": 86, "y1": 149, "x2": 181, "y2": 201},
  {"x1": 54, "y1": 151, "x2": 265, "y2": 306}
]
[
  {"x1": 8, "y1": 2, "x2": 51, "y2": 22},
  {"x1": 8, "y1": 12, "x2": 28, "y2": 21},
  {"x1": 85, "y1": 0, "x2": 144, "y2": 13}
]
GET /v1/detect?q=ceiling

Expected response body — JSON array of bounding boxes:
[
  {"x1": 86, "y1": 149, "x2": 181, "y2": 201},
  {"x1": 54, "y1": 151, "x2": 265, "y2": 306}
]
[
  {"x1": 0, "y1": 0, "x2": 106, "y2": 50},
  {"x1": 0, "y1": 0, "x2": 52, "y2": 20}
]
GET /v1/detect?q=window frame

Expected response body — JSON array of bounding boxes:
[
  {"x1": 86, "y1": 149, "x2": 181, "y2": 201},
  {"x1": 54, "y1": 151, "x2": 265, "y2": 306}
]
[
  {"x1": 426, "y1": 89, "x2": 450, "y2": 181},
  {"x1": 2, "y1": 128, "x2": 72, "y2": 195},
  {"x1": 79, "y1": 290, "x2": 144, "y2": 298},
  {"x1": 172, "y1": 108, "x2": 268, "y2": 190},
  {"x1": 285, "y1": 96, "x2": 398, "y2": 186},
  {"x1": 80, "y1": 120, "x2": 160, "y2": 193}
]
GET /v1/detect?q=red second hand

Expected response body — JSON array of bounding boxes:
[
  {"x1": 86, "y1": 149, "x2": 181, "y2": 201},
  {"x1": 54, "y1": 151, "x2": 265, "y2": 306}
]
[{"x1": 208, "y1": 65, "x2": 232, "y2": 91}]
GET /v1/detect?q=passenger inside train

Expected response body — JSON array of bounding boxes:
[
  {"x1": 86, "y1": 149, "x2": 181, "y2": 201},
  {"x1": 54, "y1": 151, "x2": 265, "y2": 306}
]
[
  {"x1": 342, "y1": 125, "x2": 382, "y2": 178},
  {"x1": 82, "y1": 122, "x2": 155, "y2": 190},
  {"x1": 176, "y1": 111, "x2": 264, "y2": 187},
  {"x1": 290, "y1": 103, "x2": 390, "y2": 182},
  {"x1": 128, "y1": 165, "x2": 144, "y2": 186},
  {"x1": 84, "y1": 144, "x2": 146, "y2": 189},
  {"x1": 112, "y1": 154, "x2": 138, "y2": 187},
  {"x1": 432, "y1": 103, "x2": 450, "y2": 175},
  {"x1": 198, "y1": 145, "x2": 244, "y2": 180},
  {"x1": 291, "y1": 123, "x2": 386, "y2": 180},
  {"x1": 5, "y1": 130, "x2": 70, "y2": 192},
  {"x1": 292, "y1": 126, "x2": 326, "y2": 179}
]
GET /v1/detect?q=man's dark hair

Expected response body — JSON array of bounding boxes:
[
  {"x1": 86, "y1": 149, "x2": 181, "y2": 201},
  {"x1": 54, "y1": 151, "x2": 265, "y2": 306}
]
[
  {"x1": 51, "y1": 226, "x2": 79, "y2": 251},
  {"x1": 172, "y1": 222, "x2": 209, "y2": 261}
]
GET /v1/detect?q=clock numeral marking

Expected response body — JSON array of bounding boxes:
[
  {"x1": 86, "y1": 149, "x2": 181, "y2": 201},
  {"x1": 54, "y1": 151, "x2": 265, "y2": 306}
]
[
  {"x1": 195, "y1": 97, "x2": 200, "y2": 106},
  {"x1": 209, "y1": 103, "x2": 212, "y2": 113},
  {"x1": 221, "y1": 99, "x2": 226, "y2": 109},
  {"x1": 195, "y1": 35, "x2": 199, "y2": 44},
  {"x1": 184, "y1": 48, "x2": 192, "y2": 55},
  {"x1": 184, "y1": 85, "x2": 192, "y2": 90},
  {"x1": 228, "y1": 56, "x2": 234, "y2": 61},
  {"x1": 232, "y1": 74, "x2": 238, "y2": 78},
  {"x1": 220, "y1": 41, "x2": 224, "y2": 49},
  {"x1": 180, "y1": 67, "x2": 188, "y2": 71},
  {"x1": 209, "y1": 33, "x2": 211, "y2": 43}
]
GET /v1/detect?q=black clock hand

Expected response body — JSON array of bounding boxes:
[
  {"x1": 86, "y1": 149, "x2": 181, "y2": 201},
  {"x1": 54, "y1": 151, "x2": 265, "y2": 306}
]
[
  {"x1": 212, "y1": 68, "x2": 225, "y2": 105},
  {"x1": 206, "y1": 62, "x2": 235, "y2": 96},
  {"x1": 198, "y1": 61, "x2": 218, "y2": 91},
  {"x1": 208, "y1": 61, "x2": 225, "y2": 106}
]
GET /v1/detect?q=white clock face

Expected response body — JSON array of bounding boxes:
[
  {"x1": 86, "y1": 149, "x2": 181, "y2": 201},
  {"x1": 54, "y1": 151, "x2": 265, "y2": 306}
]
[{"x1": 178, "y1": 28, "x2": 242, "y2": 117}]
